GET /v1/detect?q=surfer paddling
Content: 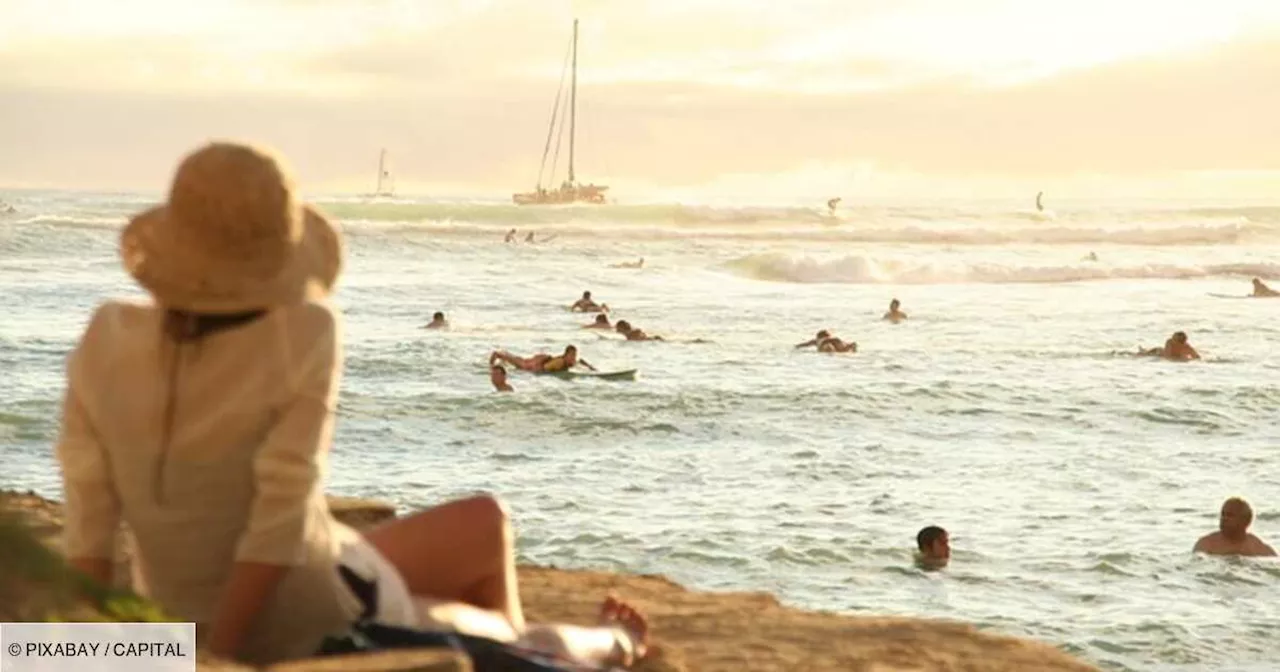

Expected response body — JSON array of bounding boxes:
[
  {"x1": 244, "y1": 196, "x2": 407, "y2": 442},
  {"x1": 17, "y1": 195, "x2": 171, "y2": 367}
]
[
  {"x1": 615, "y1": 320, "x2": 663, "y2": 341},
  {"x1": 610, "y1": 258, "x2": 644, "y2": 269},
  {"x1": 795, "y1": 330, "x2": 832, "y2": 348},
  {"x1": 571, "y1": 291, "x2": 609, "y2": 313},
  {"x1": 826, "y1": 197, "x2": 841, "y2": 215},
  {"x1": 883, "y1": 299, "x2": 908, "y2": 323},
  {"x1": 505, "y1": 228, "x2": 517, "y2": 243},
  {"x1": 1137, "y1": 331, "x2": 1200, "y2": 361},
  {"x1": 1252, "y1": 278, "x2": 1279, "y2": 297},
  {"x1": 794, "y1": 329, "x2": 856, "y2": 353},
  {"x1": 1193, "y1": 498, "x2": 1276, "y2": 557},
  {"x1": 584, "y1": 314, "x2": 612, "y2": 329},
  {"x1": 423, "y1": 311, "x2": 449, "y2": 329},
  {"x1": 490, "y1": 345, "x2": 597, "y2": 373},
  {"x1": 490, "y1": 364, "x2": 514, "y2": 392}
]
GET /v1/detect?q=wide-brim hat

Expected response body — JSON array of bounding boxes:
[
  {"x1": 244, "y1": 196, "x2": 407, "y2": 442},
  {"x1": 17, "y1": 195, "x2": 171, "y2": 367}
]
[{"x1": 121, "y1": 141, "x2": 342, "y2": 313}]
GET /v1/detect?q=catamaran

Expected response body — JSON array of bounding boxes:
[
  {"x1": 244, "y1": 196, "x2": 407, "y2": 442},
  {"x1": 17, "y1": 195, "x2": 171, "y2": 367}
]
[{"x1": 513, "y1": 19, "x2": 609, "y2": 206}]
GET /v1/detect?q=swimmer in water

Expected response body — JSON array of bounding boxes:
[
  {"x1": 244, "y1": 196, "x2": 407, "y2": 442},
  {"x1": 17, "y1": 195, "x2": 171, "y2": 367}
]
[
  {"x1": 883, "y1": 299, "x2": 908, "y2": 323},
  {"x1": 915, "y1": 526, "x2": 950, "y2": 570},
  {"x1": 489, "y1": 345, "x2": 596, "y2": 373},
  {"x1": 584, "y1": 314, "x2": 612, "y2": 329},
  {"x1": 1084, "y1": 252, "x2": 1098, "y2": 262},
  {"x1": 1137, "y1": 331, "x2": 1200, "y2": 361},
  {"x1": 1193, "y1": 498, "x2": 1276, "y2": 557},
  {"x1": 817, "y1": 336, "x2": 857, "y2": 353},
  {"x1": 794, "y1": 330, "x2": 832, "y2": 349},
  {"x1": 1251, "y1": 277, "x2": 1279, "y2": 297},
  {"x1": 615, "y1": 320, "x2": 663, "y2": 342},
  {"x1": 423, "y1": 311, "x2": 449, "y2": 329},
  {"x1": 570, "y1": 291, "x2": 608, "y2": 313},
  {"x1": 610, "y1": 258, "x2": 644, "y2": 269},
  {"x1": 504, "y1": 228, "x2": 517, "y2": 243},
  {"x1": 490, "y1": 364, "x2": 513, "y2": 392}
]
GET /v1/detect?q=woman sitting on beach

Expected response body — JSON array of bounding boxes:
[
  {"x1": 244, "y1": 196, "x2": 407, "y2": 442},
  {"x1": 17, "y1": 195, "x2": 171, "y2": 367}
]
[{"x1": 55, "y1": 142, "x2": 648, "y2": 667}]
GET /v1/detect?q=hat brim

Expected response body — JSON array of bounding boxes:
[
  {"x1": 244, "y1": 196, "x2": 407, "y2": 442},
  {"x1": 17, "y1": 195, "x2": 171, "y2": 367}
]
[{"x1": 121, "y1": 204, "x2": 342, "y2": 313}]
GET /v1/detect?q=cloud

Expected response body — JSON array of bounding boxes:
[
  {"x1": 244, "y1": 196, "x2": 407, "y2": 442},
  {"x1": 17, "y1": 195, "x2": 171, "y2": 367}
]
[{"x1": 0, "y1": 5, "x2": 1278, "y2": 193}]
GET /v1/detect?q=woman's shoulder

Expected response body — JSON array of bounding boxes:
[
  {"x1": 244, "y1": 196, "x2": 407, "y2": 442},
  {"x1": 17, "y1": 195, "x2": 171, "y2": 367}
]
[
  {"x1": 275, "y1": 300, "x2": 338, "y2": 333},
  {"x1": 80, "y1": 298, "x2": 161, "y2": 343}
]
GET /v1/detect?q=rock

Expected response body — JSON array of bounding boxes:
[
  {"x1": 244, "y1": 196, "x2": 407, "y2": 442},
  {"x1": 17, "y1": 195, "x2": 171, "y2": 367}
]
[
  {"x1": 326, "y1": 496, "x2": 397, "y2": 531},
  {"x1": 266, "y1": 649, "x2": 470, "y2": 672},
  {"x1": 3, "y1": 490, "x2": 1100, "y2": 671}
]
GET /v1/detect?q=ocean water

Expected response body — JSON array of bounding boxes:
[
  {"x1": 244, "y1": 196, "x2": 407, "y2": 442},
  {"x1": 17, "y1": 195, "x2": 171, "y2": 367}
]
[{"x1": 3, "y1": 190, "x2": 1279, "y2": 671}]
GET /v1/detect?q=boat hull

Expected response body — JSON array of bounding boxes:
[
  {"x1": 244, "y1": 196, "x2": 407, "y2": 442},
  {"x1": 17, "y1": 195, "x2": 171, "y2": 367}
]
[{"x1": 513, "y1": 184, "x2": 608, "y2": 206}]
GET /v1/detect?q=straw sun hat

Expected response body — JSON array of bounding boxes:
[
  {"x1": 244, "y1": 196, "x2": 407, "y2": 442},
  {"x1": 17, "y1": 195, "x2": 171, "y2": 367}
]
[{"x1": 121, "y1": 142, "x2": 342, "y2": 313}]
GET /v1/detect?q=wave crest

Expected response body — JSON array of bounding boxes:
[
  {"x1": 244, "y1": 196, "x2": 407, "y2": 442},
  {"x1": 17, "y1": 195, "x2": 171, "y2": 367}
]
[{"x1": 723, "y1": 253, "x2": 1280, "y2": 285}]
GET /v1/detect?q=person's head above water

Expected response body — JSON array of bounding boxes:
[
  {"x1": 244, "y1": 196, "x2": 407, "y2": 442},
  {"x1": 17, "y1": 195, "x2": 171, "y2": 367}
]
[
  {"x1": 433, "y1": 311, "x2": 445, "y2": 321},
  {"x1": 916, "y1": 526, "x2": 950, "y2": 568},
  {"x1": 890, "y1": 299, "x2": 901, "y2": 311},
  {"x1": 582, "y1": 291, "x2": 592, "y2": 300},
  {"x1": 1219, "y1": 498, "x2": 1254, "y2": 540},
  {"x1": 816, "y1": 329, "x2": 831, "y2": 340},
  {"x1": 490, "y1": 364, "x2": 512, "y2": 392},
  {"x1": 562, "y1": 344, "x2": 578, "y2": 363},
  {"x1": 594, "y1": 314, "x2": 609, "y2": 325},
  {"x1": 1171, "y1": 331, "x2": 1189, "y2": 344},
  {"x1": 615, "y1": 320, "x2": 632, "y2": 333}
]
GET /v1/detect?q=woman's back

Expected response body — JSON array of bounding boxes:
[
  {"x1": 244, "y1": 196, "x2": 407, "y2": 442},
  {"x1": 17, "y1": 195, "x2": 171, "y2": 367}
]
[{"x1": 60, "y1": 298, "x2": 359, "y2": 661}]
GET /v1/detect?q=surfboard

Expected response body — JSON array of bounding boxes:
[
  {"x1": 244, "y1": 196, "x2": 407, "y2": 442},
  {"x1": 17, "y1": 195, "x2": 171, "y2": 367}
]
[
  {"x1": 1207, "y1": 293, "x2": 1254, "y2": 299},
  {"x1": 544, "y1": 368, "x2": 637, "y2": 381}
]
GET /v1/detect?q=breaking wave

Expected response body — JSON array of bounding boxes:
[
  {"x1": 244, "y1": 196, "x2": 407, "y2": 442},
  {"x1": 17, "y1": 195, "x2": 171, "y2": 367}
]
[
  {"x1": 5, "y1": 200, "x2": 1280, "y2": 247},
  {"x1": 723, "y1": 253, "x2": 1280, "y2": 285}
]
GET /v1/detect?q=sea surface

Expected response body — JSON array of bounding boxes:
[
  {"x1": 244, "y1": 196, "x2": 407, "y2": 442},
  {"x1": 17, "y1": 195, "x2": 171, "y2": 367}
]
[{"x1": 2, "y1": 190, "x2": 1279, "y2": 671}]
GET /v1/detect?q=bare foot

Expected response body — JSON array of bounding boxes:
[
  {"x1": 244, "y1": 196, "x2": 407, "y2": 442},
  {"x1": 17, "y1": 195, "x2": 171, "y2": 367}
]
[{"x1": 599, "y1": 595, "x2": 649, "y2": 667}]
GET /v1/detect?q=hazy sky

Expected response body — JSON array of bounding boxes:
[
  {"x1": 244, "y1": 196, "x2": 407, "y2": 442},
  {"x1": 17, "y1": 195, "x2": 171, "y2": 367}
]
[{"x1": 2, "y1": 0, "x2": 1279, "y2": 198}]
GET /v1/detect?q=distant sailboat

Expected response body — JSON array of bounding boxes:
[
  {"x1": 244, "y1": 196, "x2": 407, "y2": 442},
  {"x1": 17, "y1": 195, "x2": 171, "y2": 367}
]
[
  {"x1": 513, "y1": 19, "x2": 608, "y2": 206},
  {"x1": 373, "y1": 149, "x2": 395, "y2": 198}
]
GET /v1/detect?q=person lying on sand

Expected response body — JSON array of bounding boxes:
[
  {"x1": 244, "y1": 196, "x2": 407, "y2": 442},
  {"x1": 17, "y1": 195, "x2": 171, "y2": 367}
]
[
  {"x1": 1193, "y1": 498, "x2": 1276, "y2": 557},
  {"x1": 883, "y1": 299, "x2": 908, "y2": 323},
  {"x1": 916, "y1": 526, "x2": 950, "y2": 570},
  {"x1": 490, "y1": 364, "x2": 514, "y2": 392},
  {"x1": 424, "y1": 311, "x2": 449, "y2": 329},
  {"x1": 570, "y1": 291, "x2": 608, "y2": 313},
  {"x1": 1252, "y1": 278, "x2": 1279, "y2": 297},
  {"x1": 584, "y1": 314, "x2": 612, "y2": 329},
  {"x1": 1137, "y1": 331, "x2": 1200, "y2": 361},
  {"x1": 490, "y1": 345, "x2": 597, "y2": 373},
  {"x1": 795, "y1": 330, "x2": 832, "y2": 348},
  {"x1": 615, "y1": 320, "x2": 663, "y2": 341},
  {"x1": 610, "y1": 258, "x2": 644, "y2": 269}
]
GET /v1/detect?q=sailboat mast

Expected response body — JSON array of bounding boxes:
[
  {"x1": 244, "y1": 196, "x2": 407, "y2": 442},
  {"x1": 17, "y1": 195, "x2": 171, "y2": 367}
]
[
  {"x1": 568, "y1": 19, "x2": 578, "y2": 185},
  {"x1": 376, "y1": 149, "x2": 386, "y2": 194}
]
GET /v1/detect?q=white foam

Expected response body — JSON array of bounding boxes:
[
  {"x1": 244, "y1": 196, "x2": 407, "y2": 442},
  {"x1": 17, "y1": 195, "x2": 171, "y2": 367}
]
[{"x1": 723, "y1": 252, "x2": 1280, "y2": 285}]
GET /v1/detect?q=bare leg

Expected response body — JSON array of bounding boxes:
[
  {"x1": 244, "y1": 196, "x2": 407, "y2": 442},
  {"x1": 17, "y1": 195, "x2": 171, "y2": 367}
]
[
  {"x1": 363, "y1": 494, "x2": 526, "y2": 631},
  {"x1": 490, "y1": 350, "x2": 537, "y2": 372},
  {"x1": 517, "y1": 596, "x2": 650, "y2": 668}
]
